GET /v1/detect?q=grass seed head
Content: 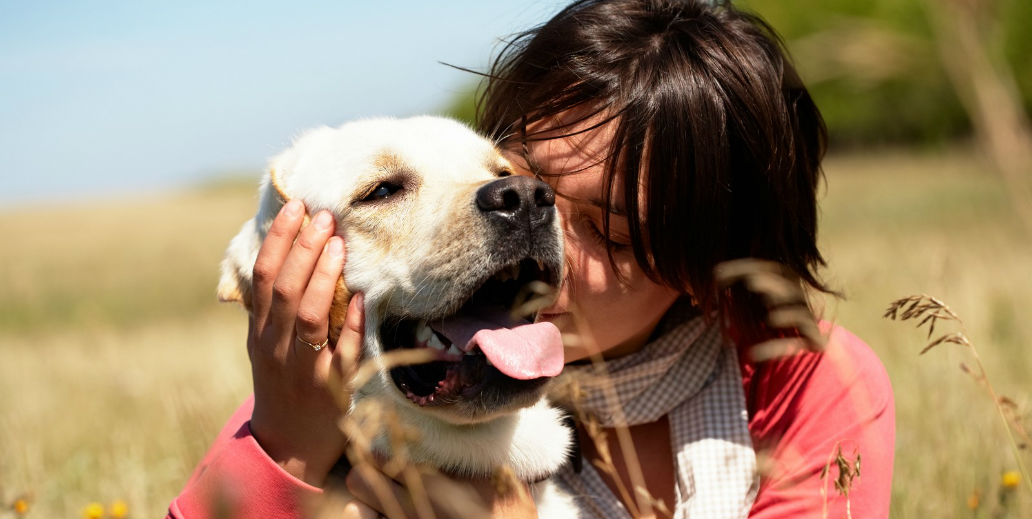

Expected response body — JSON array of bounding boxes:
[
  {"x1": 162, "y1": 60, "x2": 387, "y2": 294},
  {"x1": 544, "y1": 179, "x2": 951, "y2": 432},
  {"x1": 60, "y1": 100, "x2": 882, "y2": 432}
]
[{"x1": 885, "y1": 294, "x2": 970, "y2": 355}]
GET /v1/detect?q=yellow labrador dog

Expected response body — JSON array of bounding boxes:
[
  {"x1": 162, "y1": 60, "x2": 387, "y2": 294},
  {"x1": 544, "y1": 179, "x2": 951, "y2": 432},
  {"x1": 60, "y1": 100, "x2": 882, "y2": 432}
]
[{"x1": 217, "y1": 116, "x2": 577, "y2": 516}]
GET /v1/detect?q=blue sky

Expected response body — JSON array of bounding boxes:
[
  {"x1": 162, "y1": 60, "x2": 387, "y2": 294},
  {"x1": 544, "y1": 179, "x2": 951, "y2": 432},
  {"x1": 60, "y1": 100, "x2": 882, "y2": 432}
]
[{"x1": 0, "y1": 1, "x2": 565, "y2": 206}]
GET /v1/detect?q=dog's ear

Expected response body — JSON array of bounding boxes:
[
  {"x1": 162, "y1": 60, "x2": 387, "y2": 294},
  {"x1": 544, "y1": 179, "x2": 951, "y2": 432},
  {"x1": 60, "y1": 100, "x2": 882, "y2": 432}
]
[
  {"x1": 217, "y1": 158, "x2": 290, "y2": 312},
  {"x1": 217, "y1": 218, "x2": 261, "y2": 312},
  {"x1": 327, "y1": 277, "x2": 352, "y2": 344},
  {"x1": 216, "y1": 265, "x2": 251, "y2": 309}
]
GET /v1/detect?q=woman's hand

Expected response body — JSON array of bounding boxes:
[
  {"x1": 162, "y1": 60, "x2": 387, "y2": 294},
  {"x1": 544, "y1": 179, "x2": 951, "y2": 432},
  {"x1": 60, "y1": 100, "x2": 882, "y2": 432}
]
[
  {"x1": 247, "y1": 199, "x2": 364, "y2": 487},
  {"x1": 344, "y1": 460, "x2": 539, "y2": 519}
]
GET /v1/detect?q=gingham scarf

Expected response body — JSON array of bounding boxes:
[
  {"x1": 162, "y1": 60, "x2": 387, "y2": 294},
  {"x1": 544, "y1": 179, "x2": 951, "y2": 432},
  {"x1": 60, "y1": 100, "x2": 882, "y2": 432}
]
[{"x1": 551, "y1": 302, "x2": 758, "y2": 518}]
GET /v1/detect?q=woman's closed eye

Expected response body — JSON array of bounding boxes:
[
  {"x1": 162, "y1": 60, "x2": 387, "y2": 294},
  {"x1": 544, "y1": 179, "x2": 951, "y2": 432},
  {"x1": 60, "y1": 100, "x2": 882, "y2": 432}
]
[{"x1": 576, "y1": 213, "x2": 631, "y2": 251}]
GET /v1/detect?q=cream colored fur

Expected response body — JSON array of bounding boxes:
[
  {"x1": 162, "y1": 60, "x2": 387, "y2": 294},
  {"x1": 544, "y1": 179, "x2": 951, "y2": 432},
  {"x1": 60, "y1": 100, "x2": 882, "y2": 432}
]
[{"x1": 218, "y1": 116, "x2": 578, "y2": 517}]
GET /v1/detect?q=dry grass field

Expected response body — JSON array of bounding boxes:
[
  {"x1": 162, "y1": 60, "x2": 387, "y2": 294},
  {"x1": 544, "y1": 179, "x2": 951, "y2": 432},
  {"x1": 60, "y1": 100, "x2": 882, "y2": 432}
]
[{"x1": 1, "y1": 146, "x2": 1030, "y2": 517}]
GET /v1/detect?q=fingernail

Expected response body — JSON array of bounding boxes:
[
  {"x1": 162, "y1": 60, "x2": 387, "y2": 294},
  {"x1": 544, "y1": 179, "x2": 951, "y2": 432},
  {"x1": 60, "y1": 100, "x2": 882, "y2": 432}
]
[
  {"x1": 284, "y1": 200, "x2": 302, "y2": 217},
  {"x1": 327, "y1": 237, "x2": 344, "y2": 256},
  {"x1": 314, "y1": 211, "x2": 332, "y2": 230}
]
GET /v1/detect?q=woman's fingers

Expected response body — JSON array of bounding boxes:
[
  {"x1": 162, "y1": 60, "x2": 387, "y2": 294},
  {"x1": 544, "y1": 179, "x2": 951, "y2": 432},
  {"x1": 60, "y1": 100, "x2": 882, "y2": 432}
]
[
  {"x1": 332, "y1": 293, "x2": 365, "y2": 377},
  {"x1": 340, "y1": 499, "x2": 379, "y2": 519},
  {"x1": 245, "y1": 202, "x2": 356, "y2": 486},
  {"x1": 295, "y1": 236, "x2": 346, "y2": 349},
  {"x1": 345, "y1": 464, "x2": 414, "y2": 519},
  {"x1": 251, "y1": 200, "x2": 306, "y2": 324},
  {"x1": 266, "y1": 210, "x2": 337, "y2": 352}
]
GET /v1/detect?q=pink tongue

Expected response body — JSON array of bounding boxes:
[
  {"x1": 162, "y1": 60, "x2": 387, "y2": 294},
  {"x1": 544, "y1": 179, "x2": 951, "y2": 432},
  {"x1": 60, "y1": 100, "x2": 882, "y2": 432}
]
[{"x1": 432, "y1": 308, "x2": 564, "y2": 380}]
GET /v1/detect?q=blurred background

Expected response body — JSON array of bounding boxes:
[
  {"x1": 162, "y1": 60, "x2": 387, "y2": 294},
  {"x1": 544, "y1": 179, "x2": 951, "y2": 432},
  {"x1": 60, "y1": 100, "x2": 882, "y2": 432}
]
[{"x1": 2, "y1": 0, "x2": 1030, "y2": 517}]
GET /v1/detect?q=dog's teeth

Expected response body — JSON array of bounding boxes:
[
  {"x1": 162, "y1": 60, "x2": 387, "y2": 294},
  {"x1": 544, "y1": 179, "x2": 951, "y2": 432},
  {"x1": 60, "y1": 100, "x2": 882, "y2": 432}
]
[
  {"x1": 427, "y1": 333, "x2": 446, "y2": 351},
  {"x1": 536, "y1": 259, "x2": 545, "y2": 272},
  {"x1": 497, "y1": 264, "x2": 519, "y2": 282},
  {"x1": 415, "y1": 322, "x2": 432, "y2": 343},
  {"x1": 447, "y1": 344, "x2": 462, "y2": 356}
]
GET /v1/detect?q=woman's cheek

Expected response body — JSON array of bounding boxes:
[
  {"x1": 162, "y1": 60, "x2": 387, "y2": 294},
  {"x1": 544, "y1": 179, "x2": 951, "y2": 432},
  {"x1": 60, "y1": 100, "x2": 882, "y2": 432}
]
[{"x1": 563, "y1": 237, "x2": 636, "y2": 299}]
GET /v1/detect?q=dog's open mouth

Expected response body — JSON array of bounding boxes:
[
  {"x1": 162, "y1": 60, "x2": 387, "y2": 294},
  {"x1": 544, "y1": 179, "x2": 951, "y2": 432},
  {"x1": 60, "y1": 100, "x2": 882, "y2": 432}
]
[{"x1": 380, "y1": 257, "x2": 564, "y2": 407}]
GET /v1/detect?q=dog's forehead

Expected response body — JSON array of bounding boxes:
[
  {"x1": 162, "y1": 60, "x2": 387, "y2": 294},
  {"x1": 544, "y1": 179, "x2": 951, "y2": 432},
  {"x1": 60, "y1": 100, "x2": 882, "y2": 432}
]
[
  {"x1": 382, "y1": 121, "x2": 506, "y2": 181},
  {"x1": 289, "y1": 117, "x2": 506, "y2": 184}
]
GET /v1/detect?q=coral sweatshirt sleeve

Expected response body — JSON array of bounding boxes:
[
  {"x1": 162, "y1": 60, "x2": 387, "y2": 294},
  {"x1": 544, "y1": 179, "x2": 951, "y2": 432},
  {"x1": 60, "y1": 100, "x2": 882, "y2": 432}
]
[
  {"x1": 744, "y1": 325, "x2": 896, "y2": 519},
  {"x1": 167, "y1": 395, "x2": 323, "y2": 519}
]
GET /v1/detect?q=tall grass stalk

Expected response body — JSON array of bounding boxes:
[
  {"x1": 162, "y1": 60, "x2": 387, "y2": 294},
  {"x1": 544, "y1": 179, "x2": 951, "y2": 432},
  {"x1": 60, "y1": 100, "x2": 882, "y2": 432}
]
[{"x1": 885, "y1": 294, "x2": 1032, "y2": 495}]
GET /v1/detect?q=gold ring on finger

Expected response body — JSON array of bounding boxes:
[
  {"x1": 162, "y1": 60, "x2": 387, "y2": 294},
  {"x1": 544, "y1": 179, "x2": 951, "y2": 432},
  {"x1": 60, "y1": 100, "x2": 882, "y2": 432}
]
[{"x1": 296, "y1": 335, "x2": 329, "y2": 352}]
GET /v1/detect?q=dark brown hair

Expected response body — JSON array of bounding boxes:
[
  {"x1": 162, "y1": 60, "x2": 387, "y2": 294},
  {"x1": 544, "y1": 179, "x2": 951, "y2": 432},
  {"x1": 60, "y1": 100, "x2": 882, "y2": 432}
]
[{"x1": 476, "y1": 0, "x2": 833, "y2": 345}]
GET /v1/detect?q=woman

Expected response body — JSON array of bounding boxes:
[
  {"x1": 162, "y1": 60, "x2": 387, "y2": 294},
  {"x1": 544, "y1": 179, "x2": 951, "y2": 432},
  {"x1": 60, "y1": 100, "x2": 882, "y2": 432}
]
[{"x1": 169, "y1": 1, "x2": 894, "y2": 517}]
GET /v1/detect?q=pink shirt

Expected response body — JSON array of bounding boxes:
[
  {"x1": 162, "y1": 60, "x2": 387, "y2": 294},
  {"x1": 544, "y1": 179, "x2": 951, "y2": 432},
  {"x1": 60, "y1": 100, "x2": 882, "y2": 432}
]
[
  {"x1": 744, "y1": 325, "x2": 895, "y2": 518},
  {"x1": 169, "y1": 324, "x2": 894, "y2": 518}
]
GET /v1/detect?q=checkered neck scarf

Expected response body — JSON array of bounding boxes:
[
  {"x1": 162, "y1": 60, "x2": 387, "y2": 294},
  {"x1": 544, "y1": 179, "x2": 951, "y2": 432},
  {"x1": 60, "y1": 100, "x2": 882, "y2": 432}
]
[{"x1": 550, "y1": 301, "x2": 758, "y2": 518}]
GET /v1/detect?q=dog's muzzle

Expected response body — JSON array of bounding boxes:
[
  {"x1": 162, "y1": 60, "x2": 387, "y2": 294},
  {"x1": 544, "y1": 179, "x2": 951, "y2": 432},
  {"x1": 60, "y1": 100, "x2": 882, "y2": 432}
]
[{"x1": 380, "y1": 176, "x2": 565, "y2": 410}]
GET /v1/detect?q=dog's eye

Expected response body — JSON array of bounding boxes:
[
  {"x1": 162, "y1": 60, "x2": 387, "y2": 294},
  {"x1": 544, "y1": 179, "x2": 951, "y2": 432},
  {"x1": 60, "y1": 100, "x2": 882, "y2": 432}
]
[{"x1": 362, "y1": 182, "x2": 403, "y2": 202}]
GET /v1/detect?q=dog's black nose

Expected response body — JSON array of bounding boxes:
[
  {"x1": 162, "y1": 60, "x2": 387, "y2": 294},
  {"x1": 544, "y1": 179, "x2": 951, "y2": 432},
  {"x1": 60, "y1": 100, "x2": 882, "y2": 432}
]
[{"x1": 476, "y1": 176, "x2": 555, "y2": 230}]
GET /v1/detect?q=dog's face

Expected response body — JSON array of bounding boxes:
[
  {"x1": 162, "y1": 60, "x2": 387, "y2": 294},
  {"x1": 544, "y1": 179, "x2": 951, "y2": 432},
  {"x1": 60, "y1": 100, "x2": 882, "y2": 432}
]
[{"x1": 219, "y1": 116, "x2": 565, "y2": 424}]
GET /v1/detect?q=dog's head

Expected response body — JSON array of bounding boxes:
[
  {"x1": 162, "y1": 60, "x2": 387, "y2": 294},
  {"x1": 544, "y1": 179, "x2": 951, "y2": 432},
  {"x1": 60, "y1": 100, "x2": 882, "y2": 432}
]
[{"x1": 218, "y1": 116, "x2": 565, "y2": 424}]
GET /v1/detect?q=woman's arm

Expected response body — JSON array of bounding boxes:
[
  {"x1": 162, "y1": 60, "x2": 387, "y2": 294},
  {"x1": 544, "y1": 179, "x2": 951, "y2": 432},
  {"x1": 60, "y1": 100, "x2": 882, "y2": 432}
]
[{"x1": 168, "y1": 397, "x2": 326, "y2": 518}]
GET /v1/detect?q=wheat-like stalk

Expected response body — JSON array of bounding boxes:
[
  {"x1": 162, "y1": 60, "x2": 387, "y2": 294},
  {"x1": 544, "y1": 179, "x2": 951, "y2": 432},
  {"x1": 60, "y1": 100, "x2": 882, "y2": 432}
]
[
  {"x1": 715, "y1": 258, "x2": 827, "y2": 361},
  {"x1": 922, "y1": 0, "x2": 1032, "y2": 237},
  {"x1": 560, "y1": 305, "x2": 660, "y2": 519},
  {"x1": 885, "y1": 294, "x2": 1032, "y2": 494},
  {"x1": 819, "y1": 442, "x2": 860, "y2": 519}
]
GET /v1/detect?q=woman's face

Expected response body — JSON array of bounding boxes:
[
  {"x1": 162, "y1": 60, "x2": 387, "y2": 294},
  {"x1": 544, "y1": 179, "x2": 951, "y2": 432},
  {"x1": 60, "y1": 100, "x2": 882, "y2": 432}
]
[{"x1": 504, "y1": 120, "x2": 681, "y2": 363}]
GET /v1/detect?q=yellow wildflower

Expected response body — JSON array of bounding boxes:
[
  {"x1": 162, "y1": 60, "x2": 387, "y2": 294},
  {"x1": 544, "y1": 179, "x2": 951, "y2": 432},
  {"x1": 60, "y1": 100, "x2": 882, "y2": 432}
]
[
  {"x1": 110, "y1": 500, "x2": 129, "y2": 519},
  {"x1": 1001, "y1": 470, "x2": 1021, "y2": 490},
  {"x1": 966, "y1": 491, "x2": 980, "y2": 510},
  {"x1": 13, "y1": 498, "x2": 30, "y2": 517},
  {"x1": 83, "y1": 502, "x2": 104, "y2": 519}
]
